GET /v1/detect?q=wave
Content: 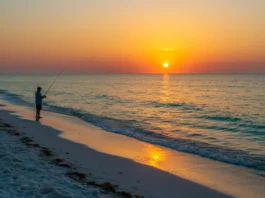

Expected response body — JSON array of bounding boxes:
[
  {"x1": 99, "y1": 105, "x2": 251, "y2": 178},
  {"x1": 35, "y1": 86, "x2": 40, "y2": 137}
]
[
  {"x1": 95, "y1": 94, "x2": 111, "y2": 99},
  {"x1": 149, "y1": 101, "x2": 201, "y2": 111},
  {"x1": 0, "y1": 90, "x2": 32, "y2": 106},
  {"x1": 188, "y1": 122, "x2": 265, "y2": 137},
  {"x1": 1, "y1": 89, "x2": 265, "y2": 172},
  {"x1": 94, "y1": 94, "x2": 127, "y2": 103},
  {"x1": 238, "y1": 123, "x2": 265, "y2": 130},
  {"x1": 199, "y1": 115, "x2": 242, "y2": 122}
]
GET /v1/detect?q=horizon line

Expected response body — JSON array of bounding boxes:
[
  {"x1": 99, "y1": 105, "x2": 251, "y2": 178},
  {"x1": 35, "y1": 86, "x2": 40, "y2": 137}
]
[{"x1": 0, "y1": 73, "x2": 265, "y2": 75}]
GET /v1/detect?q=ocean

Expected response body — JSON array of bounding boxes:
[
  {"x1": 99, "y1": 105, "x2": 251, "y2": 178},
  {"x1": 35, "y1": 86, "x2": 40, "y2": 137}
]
[{"x1": 0, "y1": 74, "x2": 264, "y2": 172}]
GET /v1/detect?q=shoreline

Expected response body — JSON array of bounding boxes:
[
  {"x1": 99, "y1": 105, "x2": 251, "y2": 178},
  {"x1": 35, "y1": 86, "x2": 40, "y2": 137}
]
[{"x1": 1, "y1": 100, "x2": 265, "y2": 198}]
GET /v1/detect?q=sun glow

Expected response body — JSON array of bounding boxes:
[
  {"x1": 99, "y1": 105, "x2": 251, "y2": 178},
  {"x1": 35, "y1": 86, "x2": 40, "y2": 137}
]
[
  {"x1": 163, "y1": 62, "x2": 169, "y2": 68},
  {"x1": 144, "y1": 145, "x2": 165, "y2": 168}
]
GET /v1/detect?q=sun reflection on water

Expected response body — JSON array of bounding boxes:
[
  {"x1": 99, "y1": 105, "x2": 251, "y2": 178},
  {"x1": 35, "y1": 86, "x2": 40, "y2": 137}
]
[{"x1": 144, "y1": 144, "x2": 166, "y2": 168}]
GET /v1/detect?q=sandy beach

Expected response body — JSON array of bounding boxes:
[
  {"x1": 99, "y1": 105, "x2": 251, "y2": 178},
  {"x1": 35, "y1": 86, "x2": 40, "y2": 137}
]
[
  {"x1": 0, "y1": 100, "x2": 265, "y2": 198},
  {"x1": 0, "y1": 120, "x2": 113, "y2": 198}
]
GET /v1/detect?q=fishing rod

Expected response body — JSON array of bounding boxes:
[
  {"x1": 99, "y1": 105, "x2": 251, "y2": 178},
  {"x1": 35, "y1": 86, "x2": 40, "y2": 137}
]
[{"x1": 44, "y1": 67, "x2": 66, "y2": 96}]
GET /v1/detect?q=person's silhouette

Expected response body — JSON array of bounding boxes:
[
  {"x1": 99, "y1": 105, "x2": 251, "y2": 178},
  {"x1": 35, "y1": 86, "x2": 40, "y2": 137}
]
[{"x1": 35, "y1": 86, "x2": 47, "y2": 121}]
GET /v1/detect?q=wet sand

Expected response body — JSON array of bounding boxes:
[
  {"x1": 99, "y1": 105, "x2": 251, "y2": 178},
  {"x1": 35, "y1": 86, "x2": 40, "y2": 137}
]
[{"x1": 0, "y1": 100, "x2": 264, "y2": 198}]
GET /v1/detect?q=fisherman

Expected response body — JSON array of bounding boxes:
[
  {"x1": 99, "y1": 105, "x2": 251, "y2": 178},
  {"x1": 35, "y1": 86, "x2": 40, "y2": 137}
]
[{"x1": 35, "y1": 86, "x2": 47, "y2": 121}]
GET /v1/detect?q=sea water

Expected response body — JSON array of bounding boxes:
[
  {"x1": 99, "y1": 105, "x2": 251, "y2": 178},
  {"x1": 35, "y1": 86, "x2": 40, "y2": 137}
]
[{"x1": 0, "y1": 74, "x2": 264, "y2": 172}]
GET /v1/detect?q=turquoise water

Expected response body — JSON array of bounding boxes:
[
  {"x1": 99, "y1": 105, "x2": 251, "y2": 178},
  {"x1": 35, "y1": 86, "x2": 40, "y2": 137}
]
[{"x1": 0, "y1": 74, "x2": 265, "y2": 171}]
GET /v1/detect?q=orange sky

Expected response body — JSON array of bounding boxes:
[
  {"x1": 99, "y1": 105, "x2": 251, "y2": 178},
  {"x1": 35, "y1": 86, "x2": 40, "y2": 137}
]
[{"x1": 1, "y1": 0, "x2": 265, "y2": 73}]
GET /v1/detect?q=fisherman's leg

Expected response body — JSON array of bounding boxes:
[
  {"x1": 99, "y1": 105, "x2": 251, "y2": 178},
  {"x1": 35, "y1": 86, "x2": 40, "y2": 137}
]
[
  {"x1": 37, "y1": 109, "x2": 40, "y2": 117},
  {"x1": 36, "y1": 109, "x2": 40, "y2": 121}
]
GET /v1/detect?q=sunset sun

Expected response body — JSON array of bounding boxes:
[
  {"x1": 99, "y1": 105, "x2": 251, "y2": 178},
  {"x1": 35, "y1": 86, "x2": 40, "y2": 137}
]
[{"x1": 163, "y1": 62, "x2": 169, "y2": 68}]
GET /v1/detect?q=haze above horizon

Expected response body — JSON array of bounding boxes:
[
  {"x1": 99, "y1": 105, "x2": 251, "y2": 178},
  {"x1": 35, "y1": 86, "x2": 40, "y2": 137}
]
[{"x1": 1, "y1": 0, "x2": 265, "y2": 74}]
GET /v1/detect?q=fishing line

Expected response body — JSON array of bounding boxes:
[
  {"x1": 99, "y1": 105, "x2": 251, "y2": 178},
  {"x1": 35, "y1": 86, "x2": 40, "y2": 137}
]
[{"x1": 44, "y1": 67, "x2": 66, "y2": 96}]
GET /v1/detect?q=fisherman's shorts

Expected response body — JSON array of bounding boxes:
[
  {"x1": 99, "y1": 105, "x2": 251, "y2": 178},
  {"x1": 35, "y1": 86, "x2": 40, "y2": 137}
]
[{"x1": 36, "y1": 104, "x2": 42, "y2": 110}]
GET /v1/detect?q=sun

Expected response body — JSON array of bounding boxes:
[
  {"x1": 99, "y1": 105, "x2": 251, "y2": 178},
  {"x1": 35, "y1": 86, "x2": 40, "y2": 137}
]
[{"x1": 163, "y1": 62, "x2": 169, "y2": 68}]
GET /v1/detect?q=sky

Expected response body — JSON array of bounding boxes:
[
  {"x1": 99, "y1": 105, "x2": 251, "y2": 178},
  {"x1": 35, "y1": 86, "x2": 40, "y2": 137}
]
[{"x1": 1, "y1": 0, "x2": 265, "y2": 74}]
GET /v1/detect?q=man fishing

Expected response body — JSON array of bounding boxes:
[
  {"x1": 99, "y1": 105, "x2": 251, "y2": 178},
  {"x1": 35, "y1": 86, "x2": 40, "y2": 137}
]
[
  {"x1": 34, "y1": 68, "x2": 65, "y2": 121},
  {"x1": 35, "y1": 86, "x2": 47, "y2": 121}
]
